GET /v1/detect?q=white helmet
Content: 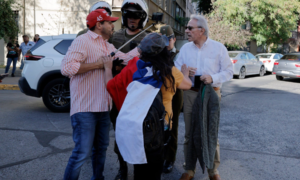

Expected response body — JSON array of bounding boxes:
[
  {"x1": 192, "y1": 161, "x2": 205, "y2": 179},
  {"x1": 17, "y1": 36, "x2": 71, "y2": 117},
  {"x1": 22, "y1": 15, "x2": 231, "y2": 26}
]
[
  {"x1": 89, "y1": 1, "x2": 112, "y2": 15},
  {"x1": 121, "y1": 0, "x2": 149, "y2": 29}
]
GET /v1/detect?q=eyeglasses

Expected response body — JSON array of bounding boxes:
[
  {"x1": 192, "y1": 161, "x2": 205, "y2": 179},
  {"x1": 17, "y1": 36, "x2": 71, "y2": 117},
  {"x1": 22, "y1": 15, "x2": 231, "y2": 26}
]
[{"x1": 185, "y1": 26, "x2": 202, "y2": 31}]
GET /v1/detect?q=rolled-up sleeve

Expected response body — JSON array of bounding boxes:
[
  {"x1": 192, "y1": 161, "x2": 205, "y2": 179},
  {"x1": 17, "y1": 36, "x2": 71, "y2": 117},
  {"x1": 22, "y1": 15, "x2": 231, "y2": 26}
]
[
  {"x1": 211, "y1": 45, "x2": 233, "y2": 85},
  {"x1": 61, "y1": 38, "x2": 87, "y2": 78},
  {"x1": 107, "y1": 43, "x2": 140, "y2": 64}
]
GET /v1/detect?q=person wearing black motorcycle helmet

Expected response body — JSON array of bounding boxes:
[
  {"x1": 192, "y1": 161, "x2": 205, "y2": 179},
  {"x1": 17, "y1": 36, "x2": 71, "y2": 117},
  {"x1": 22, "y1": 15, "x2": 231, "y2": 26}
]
[
  {"x1": 76, "y1": 1, "x2": 112, "y2": 37},
  {"x1": 108, "y1": 1, "x2": 148, "y2": 180}
]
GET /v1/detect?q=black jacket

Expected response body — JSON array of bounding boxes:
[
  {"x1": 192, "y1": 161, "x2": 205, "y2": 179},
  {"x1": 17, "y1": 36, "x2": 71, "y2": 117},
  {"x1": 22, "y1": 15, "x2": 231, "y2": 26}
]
[{"x1": 186, "y1": 82, "x2": 220, "y2": 173}]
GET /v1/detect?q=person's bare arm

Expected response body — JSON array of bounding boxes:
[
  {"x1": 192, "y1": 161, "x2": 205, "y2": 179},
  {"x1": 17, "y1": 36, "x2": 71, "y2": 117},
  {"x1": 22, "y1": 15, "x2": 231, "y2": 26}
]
[
  {"x1": 103, "y1": 56, "x2": 113, "y2": 86},
  {"x1": 76, "y1": 59, "x2": 104, "y2": 75},
  {"x1": 178, "y1": 64, "x2": 192, "y2": 90}
]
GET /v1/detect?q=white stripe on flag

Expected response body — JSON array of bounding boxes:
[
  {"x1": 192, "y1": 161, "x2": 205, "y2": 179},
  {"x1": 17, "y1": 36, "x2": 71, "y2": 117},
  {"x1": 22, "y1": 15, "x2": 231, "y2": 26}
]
[{"x1": 116, "y1": 80, "x2": 160, "y2": 164}]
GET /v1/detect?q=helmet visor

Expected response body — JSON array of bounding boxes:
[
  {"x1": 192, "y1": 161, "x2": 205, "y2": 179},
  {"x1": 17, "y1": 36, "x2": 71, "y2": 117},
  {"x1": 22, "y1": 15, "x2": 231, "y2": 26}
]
[{"x1": 122, "y1": 10, "x2": 145, "y2": 19}]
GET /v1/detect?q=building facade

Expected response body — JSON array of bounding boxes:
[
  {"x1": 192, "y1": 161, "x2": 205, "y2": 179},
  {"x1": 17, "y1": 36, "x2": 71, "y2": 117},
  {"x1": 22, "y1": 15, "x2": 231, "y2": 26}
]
[{"x1": 0, "y1": 0, "x2": 193, "y2": 66}]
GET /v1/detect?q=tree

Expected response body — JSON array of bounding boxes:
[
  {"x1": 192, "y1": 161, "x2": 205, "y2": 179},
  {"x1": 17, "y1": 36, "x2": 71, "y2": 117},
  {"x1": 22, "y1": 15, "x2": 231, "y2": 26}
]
[
  {"x1": 212, "y1": 0, "x2": 300, "y2": 49},
  {"x1": 192, "y1": 0, "x2": 214, "y2": 14},
  {"x1": 0, "y1": 0, "x2": 22, "y2": 41},
  {"x1": 204, "y1": 12, "x2": 251, "y2": 48}
]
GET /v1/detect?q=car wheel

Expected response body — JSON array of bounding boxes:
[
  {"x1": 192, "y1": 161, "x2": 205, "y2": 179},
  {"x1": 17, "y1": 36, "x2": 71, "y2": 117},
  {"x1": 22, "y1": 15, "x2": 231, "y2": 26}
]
[
  {"x1": 42, "y1": 78, "x2": 70, "y2": 112},
  {"x1": 276, "y1": 75, "x2": 284, "y2": 81},
  {"x1": 259, "y1": 66, "x2": 265, "y2": 77},
  {"x1": 238, "y1": 67, "x2": 246, "y2": 79}
]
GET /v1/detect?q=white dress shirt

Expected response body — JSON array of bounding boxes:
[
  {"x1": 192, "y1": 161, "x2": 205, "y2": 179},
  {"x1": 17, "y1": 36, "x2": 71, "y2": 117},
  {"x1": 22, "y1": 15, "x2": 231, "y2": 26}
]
[
  {"x1": 175, "y1": 38, "x2": 233, "y2": 87},
  {"x1": 20, "y1": 41, "x2": 35, "y2": 56}
]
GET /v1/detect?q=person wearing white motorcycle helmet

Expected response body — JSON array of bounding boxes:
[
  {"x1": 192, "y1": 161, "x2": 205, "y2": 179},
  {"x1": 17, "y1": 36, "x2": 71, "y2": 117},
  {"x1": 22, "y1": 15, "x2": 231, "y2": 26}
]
[
  {"x1": 76, "y1": 1, "x2": 112, "y2": 37},
  {"x1": 108, "y1": 1, "x2": 148, "y2": 180}
]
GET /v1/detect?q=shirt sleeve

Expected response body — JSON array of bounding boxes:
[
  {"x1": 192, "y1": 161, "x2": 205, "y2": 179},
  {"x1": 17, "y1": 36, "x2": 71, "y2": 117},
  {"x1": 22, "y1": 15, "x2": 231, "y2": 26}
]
[
  {"x1": 61, "y1": 37, "x2": 87, "y2": 78},
  {"x1": 211, "y1": 45, "x2": 234, "y2": 85},
  {"x1": 174, "y1": 48, "x2": 184, "y2": 71},
  {"x1": 107, "y1": 42, "x2": 140, "y2": 64},
  {"x1": 172, "y1": 67, "x2": 184, "y2": 88}
]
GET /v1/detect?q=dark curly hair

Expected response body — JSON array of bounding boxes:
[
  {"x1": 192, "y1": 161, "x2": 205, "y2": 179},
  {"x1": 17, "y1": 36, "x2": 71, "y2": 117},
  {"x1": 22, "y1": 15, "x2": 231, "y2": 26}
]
[{"x1": 140, "y1": 47, "x2": 175, "y2": 92}]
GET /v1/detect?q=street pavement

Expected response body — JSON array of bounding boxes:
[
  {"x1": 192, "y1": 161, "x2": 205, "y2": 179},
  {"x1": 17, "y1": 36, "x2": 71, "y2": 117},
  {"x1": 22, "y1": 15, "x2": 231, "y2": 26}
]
[{"x1": 0, "y1": 74, "x2": 299, "y2": 180}]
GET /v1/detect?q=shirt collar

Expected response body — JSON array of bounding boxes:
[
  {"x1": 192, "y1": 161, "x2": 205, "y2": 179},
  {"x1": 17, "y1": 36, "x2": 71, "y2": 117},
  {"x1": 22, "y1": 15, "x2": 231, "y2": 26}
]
[
  {"x1": 87, "y1": 30, "x2": 104, "y2": 40},
  {"x1": 192, "y1": 37, "x2": 210, "y2": 49},
  {"x1": 171, "y1": 47, "x2": 176, "y2": 53}
]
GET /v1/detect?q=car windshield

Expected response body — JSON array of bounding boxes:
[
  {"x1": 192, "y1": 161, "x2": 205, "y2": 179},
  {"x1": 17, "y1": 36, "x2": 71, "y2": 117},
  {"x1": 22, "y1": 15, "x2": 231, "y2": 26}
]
[
  {"x1": 256, "y1": 55, "x2": 272, "y2": 59},
  {"x1": 228, "y1": 53, "x2": 238, "y2": 58},
  {"x1": 281, "y1": 55, "x2": 300, "y2": 61}
]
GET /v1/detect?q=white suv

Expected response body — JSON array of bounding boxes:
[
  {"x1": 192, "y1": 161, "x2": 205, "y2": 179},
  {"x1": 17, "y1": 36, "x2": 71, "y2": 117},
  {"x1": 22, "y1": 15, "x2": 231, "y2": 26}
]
[{"x1": 18, "y1": 34, "x2": 76, "y2": 112}]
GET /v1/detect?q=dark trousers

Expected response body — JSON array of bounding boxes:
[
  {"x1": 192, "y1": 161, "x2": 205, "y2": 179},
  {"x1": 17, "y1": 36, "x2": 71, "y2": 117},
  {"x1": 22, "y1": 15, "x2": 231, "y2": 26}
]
[
  {"x1": 164, "y1": 89, "x2": 183, "y2": 162},
  {"x1": 110, "y1": 103, "x2": 125, "y2": 162},
  {"x1": 133, "y1": 158, "x2": 164, "y2": 180},
  {"x1": 63, "y1": 112, "x2": 111, "y2": 180}
]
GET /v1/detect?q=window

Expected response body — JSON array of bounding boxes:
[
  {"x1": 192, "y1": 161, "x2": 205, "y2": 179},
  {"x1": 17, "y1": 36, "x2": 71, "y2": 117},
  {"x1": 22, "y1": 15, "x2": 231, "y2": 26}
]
[
  {"x1": 281, "y1": 55, "x2": 300, "y2": 61},
  {"x1": 228, "y1": 53, "x2": 238, "y2": 58},
  {"x1": 54, "y1": 40, "x2": 73, "y2": 55},
  {"x1": 247, "y1": 53, "x2": 256, "y2": 59},
  {"x1": 256, "y1": 55, "x2": 271, "y2": 59},
  {"x1": 273, "y1": 54, "x2": 279, "y2": 59},
  {"x1": 240, "y1": 53, "x2": 247, "y2": 59}
]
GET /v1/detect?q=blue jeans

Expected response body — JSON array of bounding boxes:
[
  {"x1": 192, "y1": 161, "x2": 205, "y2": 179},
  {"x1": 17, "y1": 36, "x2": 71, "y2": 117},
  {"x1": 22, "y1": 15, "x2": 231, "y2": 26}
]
[
  {"x1": 64, "y1": 112, "x2": 111, "y2": 180},
  {"x1": 5, "y1": 57, "x2": 18, "y2": 74}
]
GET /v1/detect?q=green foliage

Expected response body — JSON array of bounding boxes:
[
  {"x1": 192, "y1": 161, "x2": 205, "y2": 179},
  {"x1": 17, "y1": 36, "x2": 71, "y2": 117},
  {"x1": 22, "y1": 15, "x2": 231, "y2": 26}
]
[
  {"x1": 192, "y1": 0, "x2": 214, "y2": 15},
  {"x1": 213, "y1": 0, "x2": 300, "y2": 47},
  {"x1": 0, "y1": 0, "x2": 22, "y2": 42},
  {"x1": 175, "y1": 16, "x2": 190, "y2": 26}
]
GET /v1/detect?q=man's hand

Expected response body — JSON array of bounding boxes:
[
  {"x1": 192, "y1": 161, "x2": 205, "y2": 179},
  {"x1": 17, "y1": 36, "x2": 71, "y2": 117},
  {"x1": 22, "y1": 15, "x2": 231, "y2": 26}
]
[
  {"x1": 95, "y1": 57, "x2": 104, "y2": 69},
  {"x1": 103, "y1": 56, "x2": 113, "y2": 70},
  {"x1": 189, "y1": 67, "x2": 197, "y2": 77},
  {"x1": 200, "y1": 75, "x2": 213, "y2": 84},
  {"x1": 181, "y1": 64, "x2": 189, "y2": 77}
]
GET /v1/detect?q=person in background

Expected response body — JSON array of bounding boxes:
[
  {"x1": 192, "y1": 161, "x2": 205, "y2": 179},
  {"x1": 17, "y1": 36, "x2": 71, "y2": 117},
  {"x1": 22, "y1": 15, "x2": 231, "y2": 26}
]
[
  {"x1": 33, "y1": 34, "x2": 40, "y2": 43},
  {"x1": 159, "y1": 25, "x2": 183, "y2": 174},
  {"x1": 175, "y1": 14, "x2": 233, "y2": 180},
  {"x1": 109, "y1": 1, "x2": 149, "y2": 179},
  {"x1": 5, "y1": 39, "x2": 20, "y2": 77},
  {"x1": 77, "y1": 1, "x2": 112, "y2": 37},
  {"x1": 61, "y1": 9, "x2": 141, "y2": 180},
  {"x1": 19, "y1": 35, "x2": 34, "y2": 70}
]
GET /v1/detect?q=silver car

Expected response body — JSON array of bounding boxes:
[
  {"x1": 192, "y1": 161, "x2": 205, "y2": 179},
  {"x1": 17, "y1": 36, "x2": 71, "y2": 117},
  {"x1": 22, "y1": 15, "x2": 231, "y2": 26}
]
[
  {"x1": 228, "y1": 51, "x2": 265, "y2": 79},
  {"x1": 272, "y1": 53, "x2": 300, "y2": 80}
]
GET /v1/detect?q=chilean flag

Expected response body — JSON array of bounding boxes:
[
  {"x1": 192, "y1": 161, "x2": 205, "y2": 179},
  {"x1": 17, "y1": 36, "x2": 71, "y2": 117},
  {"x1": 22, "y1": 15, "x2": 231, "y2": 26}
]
[{"x1": 107, "y1": 57, "x2": 162, "y2": 164}]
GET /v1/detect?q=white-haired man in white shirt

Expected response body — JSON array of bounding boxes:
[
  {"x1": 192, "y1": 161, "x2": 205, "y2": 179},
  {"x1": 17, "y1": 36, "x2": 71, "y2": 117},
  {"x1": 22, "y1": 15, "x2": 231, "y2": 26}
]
[{"x1": 175, "y1": 14, "x2": 233, "y2": 180}]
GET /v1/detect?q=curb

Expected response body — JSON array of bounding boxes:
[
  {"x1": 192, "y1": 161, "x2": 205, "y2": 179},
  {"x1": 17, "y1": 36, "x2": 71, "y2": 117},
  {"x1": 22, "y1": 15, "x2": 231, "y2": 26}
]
[{"x1": 0, "y1": 84, "x2": 20, "y2": 90}]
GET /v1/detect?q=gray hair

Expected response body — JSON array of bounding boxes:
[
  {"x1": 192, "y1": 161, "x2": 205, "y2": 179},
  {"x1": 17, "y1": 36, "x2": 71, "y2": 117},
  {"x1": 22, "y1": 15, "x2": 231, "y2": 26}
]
[{"x1": 190, "y1": 14, "x2": 209, "y2": 37}]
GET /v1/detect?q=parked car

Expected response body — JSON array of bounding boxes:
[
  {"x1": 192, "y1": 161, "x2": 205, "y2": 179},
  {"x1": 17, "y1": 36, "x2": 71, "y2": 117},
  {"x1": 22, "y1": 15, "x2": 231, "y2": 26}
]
[
  {"x1": 228, "y1": 51, "x2": 265, "y2": 79},
  {"x1": 272, "y1": 53, "x2": 300, "y2": 80},
  {"x1": 255, "y1": 53, "x2": 283, "y2": 73},
  {"x1": 18, "y1": 34, "x2": 76, "y2": 112}
]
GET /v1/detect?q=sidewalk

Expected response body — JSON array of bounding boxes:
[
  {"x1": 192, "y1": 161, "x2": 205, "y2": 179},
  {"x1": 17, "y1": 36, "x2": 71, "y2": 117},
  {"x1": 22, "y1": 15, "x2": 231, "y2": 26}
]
[{"x1": 0, "y1": 68, "x2": 21, "y2": 90}]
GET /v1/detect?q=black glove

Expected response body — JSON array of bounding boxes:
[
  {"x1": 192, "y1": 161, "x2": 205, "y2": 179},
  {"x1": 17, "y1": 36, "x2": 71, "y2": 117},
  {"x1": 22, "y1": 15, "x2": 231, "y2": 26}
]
[{"x1": 112, "y1": 58, "x2": 125, "y2": 76}]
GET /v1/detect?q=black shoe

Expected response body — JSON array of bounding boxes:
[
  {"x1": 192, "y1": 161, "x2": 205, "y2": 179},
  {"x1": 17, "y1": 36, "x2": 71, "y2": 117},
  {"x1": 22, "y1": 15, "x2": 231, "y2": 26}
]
[
  {"x1": 114, "y1": 167, "x2": 128, "y2": 180},
  {"x1": 11, "y1": 73, "x2": 15, "y2": 77},
  {"x1": 114, "y1": 157, "x2": 128, "y2": 180},
  {"x1": 163, "y1": 161, "x2": 174, "y2": 173}
]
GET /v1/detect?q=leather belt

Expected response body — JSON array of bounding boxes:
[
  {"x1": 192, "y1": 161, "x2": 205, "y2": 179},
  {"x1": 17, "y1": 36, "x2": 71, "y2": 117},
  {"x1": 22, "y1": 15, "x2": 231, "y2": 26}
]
[{"x1": 190, "y1": 87, "x2": 220, "y2": 92}]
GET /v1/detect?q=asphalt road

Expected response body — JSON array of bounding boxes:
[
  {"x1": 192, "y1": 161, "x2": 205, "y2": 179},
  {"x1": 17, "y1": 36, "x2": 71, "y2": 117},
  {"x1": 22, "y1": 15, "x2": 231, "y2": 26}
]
[{"x1": 0, "y1": 74, "x2": 299, "y2": 180}]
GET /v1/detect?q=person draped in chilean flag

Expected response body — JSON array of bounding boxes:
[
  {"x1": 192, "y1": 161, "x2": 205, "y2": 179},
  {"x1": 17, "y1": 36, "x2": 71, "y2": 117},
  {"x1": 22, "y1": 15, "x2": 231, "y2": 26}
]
[{"x1": 103, "y1": 33, "x2": 192, "y2": 180}]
